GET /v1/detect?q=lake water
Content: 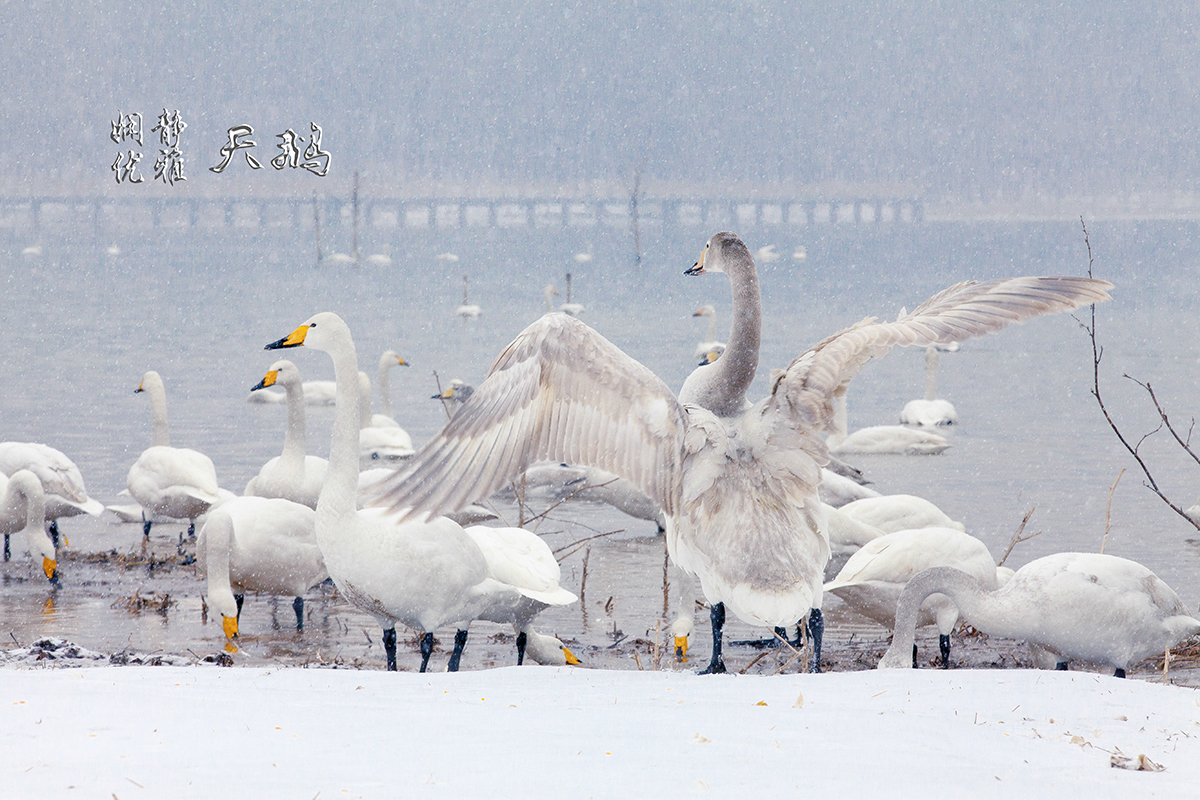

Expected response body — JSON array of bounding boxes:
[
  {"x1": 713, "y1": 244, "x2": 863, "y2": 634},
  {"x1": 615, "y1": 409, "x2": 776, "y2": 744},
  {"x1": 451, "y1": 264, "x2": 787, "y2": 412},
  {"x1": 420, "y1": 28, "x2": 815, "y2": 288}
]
[{"x1": 1, "y1": 215, "x2": 1198, "y2": 673}]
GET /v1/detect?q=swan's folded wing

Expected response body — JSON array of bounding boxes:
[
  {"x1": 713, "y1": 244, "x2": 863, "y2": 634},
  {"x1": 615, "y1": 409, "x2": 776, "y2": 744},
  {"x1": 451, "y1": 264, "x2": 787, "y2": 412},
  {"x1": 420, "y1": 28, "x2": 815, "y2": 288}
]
[
  {"x1": 371, "y1": 313, "x2": 688, "y2": 521},
  {"x1": 771, "y1": 276, "x2": 1113, "y2": 435}
]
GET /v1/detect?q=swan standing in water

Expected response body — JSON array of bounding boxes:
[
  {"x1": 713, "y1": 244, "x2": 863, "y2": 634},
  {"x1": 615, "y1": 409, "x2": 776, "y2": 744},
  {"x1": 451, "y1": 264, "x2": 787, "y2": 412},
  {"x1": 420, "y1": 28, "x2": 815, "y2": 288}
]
[
  {"x1": 691, "y1": 304, "x2": 727, "y2": 359},
  {"x1": 825, "y1": 527, "x2": 1006, "y2": 667},
  {"x1": 244, "y1": 360, "x2": 329, "y2": 509},
  {"x1": 197, "y1": 496, "x2": 325, "y2": 638},
  {"x1": 127, "y1": 371, "x2": 227, "y2": 540},
  {"x1": 900, "y1": 346, "x2": 958, "y2": 426},
  {"x1": 456, "y1": 275, "x2": 481, "y2": 319},
  {"x1": 0, "y1": 470, "x2": 57, "y2": 583},
  {"x1": 879, "y1": 552, "x2": 1200, "y2": 676},
  {"x1": 265, "y1": 312, "x2": 523, "y2": 672},
  {"x1": 0, "y1": 442, "x2": 104, "y2": 550},
  {"x1": 371, "y1": 232, "x2": 1111, "y2": 675},
  {"x1": 827, "y1": 393, "x2": 950, "y2": 455}
]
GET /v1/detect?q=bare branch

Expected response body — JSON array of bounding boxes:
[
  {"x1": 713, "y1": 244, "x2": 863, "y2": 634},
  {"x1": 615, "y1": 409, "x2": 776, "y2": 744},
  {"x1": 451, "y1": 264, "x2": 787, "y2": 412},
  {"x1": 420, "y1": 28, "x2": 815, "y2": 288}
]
[
  {"x1": 1101, "y1": 468, "x2": 1125, "y2": 554},
  {"x1": 997, "y1": 506, "x2": 1041, "y2": 567},
  {"x1": 1125, "y1": 375, "x2": 1200, "y2": 468}
]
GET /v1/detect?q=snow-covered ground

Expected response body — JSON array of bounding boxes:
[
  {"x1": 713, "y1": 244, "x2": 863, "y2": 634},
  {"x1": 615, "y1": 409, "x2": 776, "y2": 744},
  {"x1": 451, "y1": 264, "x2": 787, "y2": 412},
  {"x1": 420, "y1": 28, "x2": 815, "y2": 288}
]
[{"x1": 3, "y1": 661, "x2": 1198, "y2": 798}]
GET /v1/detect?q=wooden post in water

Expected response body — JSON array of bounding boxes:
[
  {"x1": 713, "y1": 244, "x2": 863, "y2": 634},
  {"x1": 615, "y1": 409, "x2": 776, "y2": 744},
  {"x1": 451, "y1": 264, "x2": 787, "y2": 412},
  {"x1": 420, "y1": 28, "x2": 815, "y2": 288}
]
[
  {"x1": 351, "y1": 170, "x2": 360, "y2": 264},
  {"x1": 630, "y1": 167, "x2": 642, "y2": 275},
  {"x1": 313, "y1": 192, "x2": 323, "y2": 268}
]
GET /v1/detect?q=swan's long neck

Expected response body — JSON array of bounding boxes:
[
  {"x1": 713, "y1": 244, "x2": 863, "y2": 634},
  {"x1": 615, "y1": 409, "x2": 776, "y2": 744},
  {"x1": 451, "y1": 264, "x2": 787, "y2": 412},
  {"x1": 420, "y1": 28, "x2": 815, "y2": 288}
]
[
  {"x1": 147, "y1": 384, "x2": 170, "y2": 447},
  {"x1": 544, "y1": 287, "x2": 555, "y2": 312},
  {"x1": 378, "y1": 361, "x2": 394, "y2": 419},
  {"x1": 8, "y1": 473, "x2": 51, "y2": 558},
  {"x1": 924, "y1": 347, "x2": 939, "y2": 401},
  {"x1": 705, "y1": 312, "x2": 717, "y2": 343},
  {"x1": 705, "y1": 258, "x2": 761, "y2": 417},
  {"x1": 881, "y1": 567, "x2": 1005, "y2": 666},
  {"x1": 280, "y1": 375, "x2": 307, "y2": 470},
  {"x1": 201, "y1": 510, "x2": 238, "y2": 618},
  {"x1": 357, "y1": 372, "x2": 372, "y2": 429},
  {"x1": 321, "y1": 339, "x2": 363, "y2": 520}
]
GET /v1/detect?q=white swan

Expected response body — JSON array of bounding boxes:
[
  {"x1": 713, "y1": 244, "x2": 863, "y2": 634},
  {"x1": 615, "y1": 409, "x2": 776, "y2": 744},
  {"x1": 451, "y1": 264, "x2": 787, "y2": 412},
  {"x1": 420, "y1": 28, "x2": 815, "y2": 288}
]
[
  {"x1": 827, "y1": 393, "x2": 950, "y2": 455},
  {"x1": 0, "y1": 442, "x2": 104, "y2": 545},
  {"x1": 825, "y1": 527, "x2": 1004, "y2": 666},
  {"x1": 463, "y1": 525, "x2": 580, "y2": 665},
  {"x1": 817, "y1": 468, "x2": 882, "y2": 508},
  {"x1": 543, "y1": 284, "x2": 560, "y2": 313},
  {"x1": 879, "y1": 552, "x2": 1200, "y2": 677},
  {"x1": 372, "y1": 232, "x2": 1111, "y2": 675},
  {"x1": 0, "y1": 470, "x2": 56, "y2": 582},
  {"x1": 266, "y1": 312, "x2": 523, "y2": 672},
  {"x1": 197, "y1": 495, "x2": 325, "y2": 639},
  {"x1": 456, "y1": 274, "x2": 481, "y2": 319},
  {"x1": 559, "y1": 272, "x2": 585, "y2": 316},
  {"x1": 838, "y1": 494, "x2": 965, "y2": 534},
  {"x1": 127, "y1": 371, "x2": 227, "y2": 539},
  {"x1": 900, "y1": 346, "x2": 958, "y2": 426},
  {"x1": 505, "y1": 462, "x2": 666, "y2": 531},
  {"x1": 244, "y1": 360, "x2": 330, "y2": 509},
  {"x1": 358, "y1": 372, "x2": 415, "y2": 464},
  {"x1": 432, "y1": 379, "x2": 474, "y2": 407},
  {"x1": 691, "y1": 304, "x2": 727, "y2": 359},
  {"x1": 376, "y1": 350, "x2": 409, "y2": 424}
]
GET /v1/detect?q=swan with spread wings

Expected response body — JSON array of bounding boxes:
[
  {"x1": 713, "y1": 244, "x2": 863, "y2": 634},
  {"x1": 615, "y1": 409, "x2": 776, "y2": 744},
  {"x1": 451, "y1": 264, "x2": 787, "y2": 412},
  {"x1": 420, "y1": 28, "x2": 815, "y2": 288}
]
[{"x1": 372, "y1": 232, "x2": 1112, "y2": 674}]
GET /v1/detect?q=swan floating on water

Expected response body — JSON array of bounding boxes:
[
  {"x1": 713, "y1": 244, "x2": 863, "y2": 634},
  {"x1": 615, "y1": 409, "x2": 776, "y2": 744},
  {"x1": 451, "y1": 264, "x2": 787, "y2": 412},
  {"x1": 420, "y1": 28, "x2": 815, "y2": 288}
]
[
  {"x1": 900, "y1": 346, "x2": 958, "y2": 426},
  {"x1": 827, "y1": 393, "x2": 950, "y2": 455},
  {"x1": 244, "y1": 360, "x2": 329, "y2": 509},
  {"x1": 127, "y1": 371, "x2": 228, "y2": 540},
  {"x1": 879, "y1": 552, "x2": 1200, "y2": 676},
  {"x1": 371, "y1": 231, "x2": 1111, "y2": 675}
]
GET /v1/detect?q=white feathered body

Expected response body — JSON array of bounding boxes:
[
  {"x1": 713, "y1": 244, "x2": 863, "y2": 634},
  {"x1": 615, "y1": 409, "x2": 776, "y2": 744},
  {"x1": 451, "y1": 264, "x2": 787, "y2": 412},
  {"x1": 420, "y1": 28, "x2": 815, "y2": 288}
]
[
  {"x1": 0, "y1": 442, "x2": 104, "y2": 520},
  {"x1": 127, "y1": 445, "x2": 223, "y2": 522}
]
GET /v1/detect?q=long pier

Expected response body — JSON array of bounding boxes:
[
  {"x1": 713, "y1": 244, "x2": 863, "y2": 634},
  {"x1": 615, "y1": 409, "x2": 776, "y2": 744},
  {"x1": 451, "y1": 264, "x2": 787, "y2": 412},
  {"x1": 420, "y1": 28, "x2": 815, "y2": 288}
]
[{"x1": 0, "y1": 194, "x2": 923, "y2": 236}]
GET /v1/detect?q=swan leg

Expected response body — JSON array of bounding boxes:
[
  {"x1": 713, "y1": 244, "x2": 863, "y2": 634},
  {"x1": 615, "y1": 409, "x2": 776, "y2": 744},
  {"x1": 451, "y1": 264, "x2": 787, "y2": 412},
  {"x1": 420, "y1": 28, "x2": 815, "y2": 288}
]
[
  {"x1": 382, "y1": 627, "x2": 399, "y2": 671},
  {"x1": 48, "y1": 520, "x2": 60, "y2": 549},
  {"x1": 187, "y1": 520, "x2": 196, "y2": 539},
  {"x1": 234, "y1": 594, "x2": 245, "y2": 619},
  {"x1": 417, "y1": 631, "x2": 433, "y2": 673},
  {"x1": 447, "y1": 629, "x2": 469, "y2": 672},
  {"x1": 516, "y1": 630, "x2": 527, "y2": 665},
  {"x1": 807, "y1": 609, "x2": 823, "y2": 673},
  {"x1": 939, "y1": 634, "x2": 951, "y2": 669},
  {"x1": 1113, "y1": 667, "x2": 1126, "y2": 679},
  {"x1": 699, "y1": 603, "x2": 727, "y2": 675},
  {"x1": 292, "y1": 597, "x2": 304, "y2": 632},
  {"x1": 912, "y1": 643, "x2": 919, "y2": 668},
  {"x1": 3, "y1": 533, "x2": 8, "y2": 561},
  {"x1": 142, "y1": 514, "x2": 152, "y2": 540},
  {"x1": 1055, "y1": 661, "x2": 1069, "y2": 671}
]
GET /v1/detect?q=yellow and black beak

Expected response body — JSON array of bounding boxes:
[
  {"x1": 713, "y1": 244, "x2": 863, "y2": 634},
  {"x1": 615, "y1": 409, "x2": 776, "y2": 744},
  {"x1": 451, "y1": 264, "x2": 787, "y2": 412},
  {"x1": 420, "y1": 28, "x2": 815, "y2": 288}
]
[
  {"x1": 252, "y1": 369, "x2": 279, "y2": 391},
  {"x1": 134, "y1": 381, "x2": 145, "y2": 394},
  {"x1": 396, "y1": 356, "x2": 409, "y2": 367},
  {"x1": 562, "y1": 646, "x2": 582, "y2": 666},
  {"x1": 698, "y1": 350, "x2": 721, "y2": 367},
  {"x1": 432, "y1": 386, "x2": 455, "y2": 400},
  {"x1": 675, "y1": 635, "x2": 689, "y2": 663},
  {"x1": 265, "y1": 324, "x2": 311, "y2": 351},
  {"x1": 223, "y1": 615, "x2": 239, "y2": 639},
  {"x1": 684, "y1": 243, "x2": 708, "y2": 276}
]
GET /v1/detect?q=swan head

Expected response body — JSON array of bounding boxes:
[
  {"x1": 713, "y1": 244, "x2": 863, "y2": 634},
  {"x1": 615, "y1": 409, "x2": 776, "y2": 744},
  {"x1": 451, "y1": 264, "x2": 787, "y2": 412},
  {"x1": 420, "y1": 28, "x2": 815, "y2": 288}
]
[
  {"x1": 697, "y1": 346, "x2": 724, "y2": 366},
  {"x1": 379, "y1": 350, "x2": 408, "y2": 370},
  {"x1": 252, "y1": 359, "x2": 301, "y2": 392},
  {"x1": 432, "y1": 379, "x2": 475, "y2": 403},
  {"x1": 265, "y1": 312, "x2": 352, "y2": 356},
  {"x1": 135, "y1": 370, "x2": 165, "y2": 396},
  {"x1": 692, "y1": 304, "x2": 715, "y2": 318},
  {"x1": 522, "y1": 631, "x2": 582, "y2": 666},
  {"x1": 685, "y1": 231, "x2": 750, "y2": 276}
]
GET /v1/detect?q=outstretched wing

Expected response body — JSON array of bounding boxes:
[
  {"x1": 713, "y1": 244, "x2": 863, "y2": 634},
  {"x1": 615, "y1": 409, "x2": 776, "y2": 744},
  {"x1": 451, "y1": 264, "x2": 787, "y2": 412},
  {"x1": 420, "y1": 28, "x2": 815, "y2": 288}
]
[
  {"x1": 771, "y1": 276, "x2": 1113, "y2": 434},
  {"x1": 372, "y1": 313, "x2": 688, "y2": 521}
]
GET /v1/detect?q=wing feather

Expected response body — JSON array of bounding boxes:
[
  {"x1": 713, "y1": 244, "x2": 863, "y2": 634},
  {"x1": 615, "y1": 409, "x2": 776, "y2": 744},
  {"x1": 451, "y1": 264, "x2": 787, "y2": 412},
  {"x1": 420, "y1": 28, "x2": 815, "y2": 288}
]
[
  {"x1": 772, "y1": 276, "x2": 1113, "y2": 434},
  {"x1": 373, "y1": 314, "x2": 688, "y2": 520}
]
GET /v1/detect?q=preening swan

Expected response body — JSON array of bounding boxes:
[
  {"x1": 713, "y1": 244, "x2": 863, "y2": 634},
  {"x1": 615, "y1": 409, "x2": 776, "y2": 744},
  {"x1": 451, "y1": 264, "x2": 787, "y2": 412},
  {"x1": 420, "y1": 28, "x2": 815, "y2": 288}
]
[
  {"x1": 197, "y1": 496, "x2": 325, "y2": 638},
  {"x1": 371, "y1": 232, "x2": 1111, "y2": 675},
  {"x1": 265, "y1": 312, "x2": 523, "y2": 672},
  {"x1": 244, "y1": 360, "x2": 329, "y2": 509},
  {"x1": 825, "y1": 527, "x2": 1004, "y2": 667},
  {"x1": 900, "y1": 346, "x2": 958, "y2": 426},
  {"x1": 456, "y1": 274, "x2": 481, "y2": 319},
  {"x1": 0, "y1": 470, "x2": 56, "y2": 582},
  {"x1": 0, "y1": 441, "x2": 104, "y2": 546},
  {"x1": 127, "y1": 371, "x2": 226, "y2": 540},
  {"x1": 879, "y1": 552, "x2": 1200, "y2": 676},
  {"x1": 691, "y1": 304, "x2": 727, "y2": 360},
  {"x1": 462, "y1": 525, "x2": 580, "y2": 665},
  {"x1": 827, "y1": 393, "x2": 950, "y2": 455}
]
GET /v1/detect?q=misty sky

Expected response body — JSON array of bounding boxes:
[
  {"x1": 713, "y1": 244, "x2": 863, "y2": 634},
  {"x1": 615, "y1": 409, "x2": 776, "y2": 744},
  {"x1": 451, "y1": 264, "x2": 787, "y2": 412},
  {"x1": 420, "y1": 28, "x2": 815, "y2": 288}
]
[{"x1": 5, "y1": 1, "x2": 1198, "y2": 196}]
